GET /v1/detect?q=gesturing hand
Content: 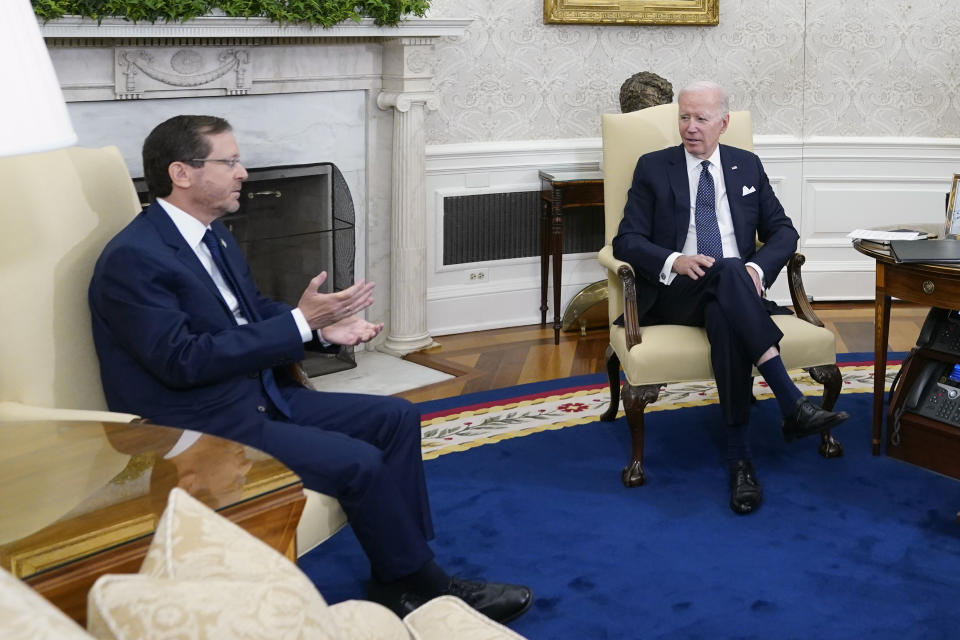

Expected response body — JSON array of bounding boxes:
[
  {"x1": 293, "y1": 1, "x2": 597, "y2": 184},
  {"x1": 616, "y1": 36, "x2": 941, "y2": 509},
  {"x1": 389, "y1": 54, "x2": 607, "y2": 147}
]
[
  {"x1": 297, "y1": 272, "x2": 376, "y2": 331},
  {"x1": 672, "y1": 254, "x2": 715, "y2": 280},
  {"x1": 321, "y1": 315, "x2": 384, "y2": 346}
]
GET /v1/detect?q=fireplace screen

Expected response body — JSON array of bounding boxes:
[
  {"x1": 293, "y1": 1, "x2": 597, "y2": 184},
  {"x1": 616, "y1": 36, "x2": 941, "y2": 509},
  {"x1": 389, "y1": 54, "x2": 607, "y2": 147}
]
[{"x1": 135, "y1": 162, "x2": 356, "y2": 377}]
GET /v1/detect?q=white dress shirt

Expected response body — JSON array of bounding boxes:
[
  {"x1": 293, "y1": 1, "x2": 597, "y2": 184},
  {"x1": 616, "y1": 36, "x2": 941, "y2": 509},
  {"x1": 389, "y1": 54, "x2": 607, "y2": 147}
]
[
  {"x1": 659, "y1": 147, "x2": 765, "y2": 287},
  {"x1": 157, "y1": 198, "x2": 314, "y2": 342}
]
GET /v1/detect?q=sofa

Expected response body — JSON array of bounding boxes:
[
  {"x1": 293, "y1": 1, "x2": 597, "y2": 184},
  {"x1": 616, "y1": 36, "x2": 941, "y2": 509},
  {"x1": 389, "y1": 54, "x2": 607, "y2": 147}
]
[{"x1": 0, "y1": 488, "x2": 526, "y2": 639}]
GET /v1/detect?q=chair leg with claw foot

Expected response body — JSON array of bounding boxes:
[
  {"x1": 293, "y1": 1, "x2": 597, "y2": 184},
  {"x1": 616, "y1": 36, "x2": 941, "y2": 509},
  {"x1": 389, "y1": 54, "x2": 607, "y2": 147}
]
[
  {"x1": 808, "y1": 363, "x2": 844, "y2": 458},
  {"x1": 621, "y1": 382, "x2": 661, "y2": 487}
]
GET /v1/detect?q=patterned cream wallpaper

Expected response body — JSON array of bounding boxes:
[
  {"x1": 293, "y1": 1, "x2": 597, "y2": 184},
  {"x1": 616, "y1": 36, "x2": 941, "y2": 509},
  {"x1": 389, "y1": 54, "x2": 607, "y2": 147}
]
[{"x1": 425, "y1": 0, "x2": 960, "y2": 143}]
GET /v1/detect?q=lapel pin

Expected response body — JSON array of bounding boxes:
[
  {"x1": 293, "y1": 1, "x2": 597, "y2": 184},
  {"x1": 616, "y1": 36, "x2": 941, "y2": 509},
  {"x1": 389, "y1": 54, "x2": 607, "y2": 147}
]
[
  {"x1": 220, "y1": 238, "x2": 227, "y2": 248},
  {"x1": 731, "y1": 165, "x2": 738, "y2": 170}
]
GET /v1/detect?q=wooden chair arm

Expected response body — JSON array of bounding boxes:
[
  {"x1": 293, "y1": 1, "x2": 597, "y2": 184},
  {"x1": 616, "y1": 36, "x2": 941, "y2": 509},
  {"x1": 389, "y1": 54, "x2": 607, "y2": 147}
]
[
  {"x1": 787, "y1": 252, "x2": 825, "y2": 327},
  {"x1": 617, "y1": 264, "x2": 645, "y2": 349},
  {"x1": 598, "y1": 245, "x2": 646, "y2": 349}
]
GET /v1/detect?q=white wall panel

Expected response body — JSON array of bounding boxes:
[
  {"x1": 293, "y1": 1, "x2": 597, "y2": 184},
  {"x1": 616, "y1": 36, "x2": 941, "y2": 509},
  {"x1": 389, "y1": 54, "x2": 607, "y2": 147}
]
[{"x1": 426, "y1": 137, "x2": 960, "y2": 334}]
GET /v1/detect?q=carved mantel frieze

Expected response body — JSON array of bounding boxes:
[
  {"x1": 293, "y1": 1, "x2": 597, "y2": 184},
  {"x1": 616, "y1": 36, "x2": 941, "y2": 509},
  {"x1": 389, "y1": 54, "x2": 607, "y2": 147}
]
[{"x1": 115, "y1": 47, "x2": 252, "y2": 100}]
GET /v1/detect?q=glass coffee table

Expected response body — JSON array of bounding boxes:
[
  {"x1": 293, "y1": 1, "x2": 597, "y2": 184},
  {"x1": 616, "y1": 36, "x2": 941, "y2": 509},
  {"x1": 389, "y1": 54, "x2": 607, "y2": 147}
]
[{"x1": 0, "y1": 418, "x2": 304, "y2": 624}]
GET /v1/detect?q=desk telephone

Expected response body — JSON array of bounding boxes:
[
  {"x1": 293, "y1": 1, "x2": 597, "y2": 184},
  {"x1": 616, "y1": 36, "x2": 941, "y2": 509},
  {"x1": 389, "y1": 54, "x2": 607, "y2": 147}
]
[
  {"x1": 902, "y1": 361, "x2": 960, "y2": 426},
  {"x1": 917, "y1": 307, "x2": 960, "y2": 355},
  {"x1": 899, "y1": 308, "x2": 960, "y2": 428}
]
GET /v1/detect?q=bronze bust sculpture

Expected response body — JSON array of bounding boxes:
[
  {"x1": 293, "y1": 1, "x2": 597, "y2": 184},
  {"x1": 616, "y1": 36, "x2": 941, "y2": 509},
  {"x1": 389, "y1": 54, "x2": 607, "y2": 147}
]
[{"x1": 619, "y1": 71, "x2": 673, "y2": 113}]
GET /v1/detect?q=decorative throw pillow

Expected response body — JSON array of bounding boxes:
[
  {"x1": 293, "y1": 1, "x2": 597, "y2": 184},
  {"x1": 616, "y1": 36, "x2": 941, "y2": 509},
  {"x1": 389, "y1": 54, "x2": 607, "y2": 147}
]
[
  {"x1": 88, "y1": 575, "x2": 342, "y2": 640},
  {"x1": 139, "y1": 487, "x2": 313, "y2": 588},
  {"x1": 326, "y1": 599, "x2": 413, "y2": 640},
  {"x1": 0, "y1": 567, "x2": 93, "y2": 640},
  {"x1": 87, "y1": 488, "x2": 343, "y2": 640},
  {"x1": 403, "y1": 596, "x2": 527, "y2": 640}
]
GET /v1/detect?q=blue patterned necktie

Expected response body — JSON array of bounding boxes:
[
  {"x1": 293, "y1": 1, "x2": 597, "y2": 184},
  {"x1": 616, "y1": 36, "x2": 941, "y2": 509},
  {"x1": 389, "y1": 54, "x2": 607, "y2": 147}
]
[
  {"x1": 201, "y1": 229, "x2": 291, "y2": 419},
  {"x1": 695, "y1": 160, "x2": 723, "y2": 259}
]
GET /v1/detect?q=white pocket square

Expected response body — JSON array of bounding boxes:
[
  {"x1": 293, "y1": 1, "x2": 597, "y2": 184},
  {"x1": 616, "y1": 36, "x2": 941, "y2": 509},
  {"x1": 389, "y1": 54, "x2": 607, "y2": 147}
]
[{"x1": 742, "y1": 185, "x2": 756, "y2": 196}]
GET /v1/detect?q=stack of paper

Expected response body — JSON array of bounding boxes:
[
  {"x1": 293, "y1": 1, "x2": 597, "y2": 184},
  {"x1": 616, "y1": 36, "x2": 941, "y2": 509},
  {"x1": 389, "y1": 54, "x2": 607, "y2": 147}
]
[{"x1": 847, "y1": 229, "x2": 926, "y2": 242}]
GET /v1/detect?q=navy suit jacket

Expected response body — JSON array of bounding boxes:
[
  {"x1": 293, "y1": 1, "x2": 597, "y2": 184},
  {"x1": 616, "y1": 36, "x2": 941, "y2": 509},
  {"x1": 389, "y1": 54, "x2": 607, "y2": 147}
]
[
  {"x1": 89, "y1": 202, "x2": 310, "y2": 446},
  {"x1": 611, "y1": 144, "x2": 798, "y2": 320}
]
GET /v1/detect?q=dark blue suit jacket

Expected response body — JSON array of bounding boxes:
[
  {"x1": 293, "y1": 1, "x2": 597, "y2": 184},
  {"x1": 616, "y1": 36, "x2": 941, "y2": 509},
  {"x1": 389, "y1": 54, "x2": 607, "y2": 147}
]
[
  {"x1": 612, "y1": 144, "x2": 798, "y2": 318},
  {"x1": 89, "y1": 202, "x2": 307, "y2": 446}
]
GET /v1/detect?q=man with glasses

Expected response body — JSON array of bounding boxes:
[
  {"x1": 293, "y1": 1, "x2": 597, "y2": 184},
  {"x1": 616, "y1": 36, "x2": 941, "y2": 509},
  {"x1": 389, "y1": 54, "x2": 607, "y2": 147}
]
[{"x1": 89, "y1": 115, "x2": 532, "y2": 623}]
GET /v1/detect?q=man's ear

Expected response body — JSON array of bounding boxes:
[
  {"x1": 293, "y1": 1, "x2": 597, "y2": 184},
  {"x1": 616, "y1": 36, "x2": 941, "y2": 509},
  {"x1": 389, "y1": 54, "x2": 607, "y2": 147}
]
[{"x1": 168, "y1": 161, "x2": 193, "y2": 190}]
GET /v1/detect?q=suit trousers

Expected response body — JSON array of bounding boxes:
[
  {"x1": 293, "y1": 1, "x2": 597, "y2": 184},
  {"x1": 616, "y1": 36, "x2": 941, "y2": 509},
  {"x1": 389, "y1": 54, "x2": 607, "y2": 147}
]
[
  {"x1": 646, "y1": 258, "x2": 784, "y2": 425},
  {"x1": 255, "y1": 385, "x2": 434, "y2": 582}
]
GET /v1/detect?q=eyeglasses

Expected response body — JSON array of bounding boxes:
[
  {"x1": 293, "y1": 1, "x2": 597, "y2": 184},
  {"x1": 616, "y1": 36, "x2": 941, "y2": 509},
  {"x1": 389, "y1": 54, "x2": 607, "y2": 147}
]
[{"x1": 188, "y1": 157, "x2": 242, "y2": 169}]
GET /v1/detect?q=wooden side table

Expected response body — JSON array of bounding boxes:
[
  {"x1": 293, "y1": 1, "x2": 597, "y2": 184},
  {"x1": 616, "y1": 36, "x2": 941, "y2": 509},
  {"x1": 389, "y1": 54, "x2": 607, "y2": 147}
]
[
  {"x1": 539, "y1": 169, "x2": 604, "y2": 345},
  {"x1": 853, "y1": 233, "x2": 960, "y2": 457}
]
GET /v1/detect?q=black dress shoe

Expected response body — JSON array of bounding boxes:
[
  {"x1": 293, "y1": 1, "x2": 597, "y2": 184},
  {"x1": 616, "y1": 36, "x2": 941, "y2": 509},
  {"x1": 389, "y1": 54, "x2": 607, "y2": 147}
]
[
  {"x1": 729, "y1": 459, "x2": 762, "y2": 515},
  {"x1": 445, "y1": 578, "x2": 533, "y2": 624},
  {"x1": 368, "y1": 577, "x2": 533, "y2": 624},
  {"x1": 782, "y1": 397, "x2": 849, "y2": 442}
]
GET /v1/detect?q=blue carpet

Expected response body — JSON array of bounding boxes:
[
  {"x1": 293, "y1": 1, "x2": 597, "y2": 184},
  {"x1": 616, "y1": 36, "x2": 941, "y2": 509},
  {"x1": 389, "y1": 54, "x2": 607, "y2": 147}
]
[{"x1": 300, "y1": 379, "x2": 960, "y2": 639}]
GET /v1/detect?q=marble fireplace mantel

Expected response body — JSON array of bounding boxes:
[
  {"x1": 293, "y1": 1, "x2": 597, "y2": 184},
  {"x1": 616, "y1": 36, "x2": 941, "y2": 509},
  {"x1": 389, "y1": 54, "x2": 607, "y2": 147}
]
[
  {"x1": 39, "y1": 15, "x2": 470, "y2": 39},
  {"x1": 40, "y1": 16, "x2": 470, "y2": 356}
]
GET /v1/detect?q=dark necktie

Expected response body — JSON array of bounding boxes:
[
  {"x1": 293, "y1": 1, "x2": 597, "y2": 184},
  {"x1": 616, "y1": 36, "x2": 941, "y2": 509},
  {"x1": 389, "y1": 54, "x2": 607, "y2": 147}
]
[
  {"x1": 201, "y1": 229, "x2": 291, "y2": 419},
  {"x1": 695, "y1": 160, "x2": 723, "y2": 259}
]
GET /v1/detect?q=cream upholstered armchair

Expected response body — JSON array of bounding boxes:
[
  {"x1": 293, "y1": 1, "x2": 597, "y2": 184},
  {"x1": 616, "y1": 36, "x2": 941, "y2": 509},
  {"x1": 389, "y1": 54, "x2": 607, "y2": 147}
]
[
  {"x1": 0, "y1": 146, "x2": 343, "y2": 557},
  {"x1": 597, "y1": 103, "x2": 843, "y2": 487}
]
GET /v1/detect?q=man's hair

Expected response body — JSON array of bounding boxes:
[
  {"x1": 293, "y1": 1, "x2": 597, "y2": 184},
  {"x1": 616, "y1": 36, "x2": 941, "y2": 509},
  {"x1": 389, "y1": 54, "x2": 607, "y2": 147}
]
[
  {"x1": 678, "y1": 80, "x2": 730, "y2": 117},
  {"x1": 142, "y1": 115, "x2": 232, "y2": 198}
]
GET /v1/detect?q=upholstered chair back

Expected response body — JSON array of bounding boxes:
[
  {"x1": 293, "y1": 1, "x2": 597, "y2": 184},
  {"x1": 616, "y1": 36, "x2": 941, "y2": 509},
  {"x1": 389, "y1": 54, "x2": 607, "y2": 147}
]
[
  {"x1": 601, "y1": 103, "x2": 753, "y2": 326},
  {"x1": 0, "y1": 146, "x2": 141, "y2": 415}
]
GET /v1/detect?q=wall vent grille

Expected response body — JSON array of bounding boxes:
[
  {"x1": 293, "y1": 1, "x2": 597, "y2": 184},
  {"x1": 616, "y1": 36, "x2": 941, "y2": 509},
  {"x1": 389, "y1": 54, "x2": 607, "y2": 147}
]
[{"x1": 442, "y1": 191, "x2": 604, "y2": 265}]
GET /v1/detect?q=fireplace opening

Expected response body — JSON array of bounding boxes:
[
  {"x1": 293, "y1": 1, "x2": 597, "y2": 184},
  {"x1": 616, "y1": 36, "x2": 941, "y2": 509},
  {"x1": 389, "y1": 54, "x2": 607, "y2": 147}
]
[{"x1": 134, "y1": 162, "x2": 357, "y2": 377}]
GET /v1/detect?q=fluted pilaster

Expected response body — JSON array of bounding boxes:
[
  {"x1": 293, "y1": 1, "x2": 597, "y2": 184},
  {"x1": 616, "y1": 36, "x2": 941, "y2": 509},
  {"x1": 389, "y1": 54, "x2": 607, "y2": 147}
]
[{"x1": 377, "y1": 37, "x2": 440, "y2": 355}]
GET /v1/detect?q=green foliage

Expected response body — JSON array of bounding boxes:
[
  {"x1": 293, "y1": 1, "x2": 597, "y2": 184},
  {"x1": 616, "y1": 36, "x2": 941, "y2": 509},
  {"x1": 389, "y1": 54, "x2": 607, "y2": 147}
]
[{"x1": 31, "y1": 0, "x2": 432, "y2": 27}]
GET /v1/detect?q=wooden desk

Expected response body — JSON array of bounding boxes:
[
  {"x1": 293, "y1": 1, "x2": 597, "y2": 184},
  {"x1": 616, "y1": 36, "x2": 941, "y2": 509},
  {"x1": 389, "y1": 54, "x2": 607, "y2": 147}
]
[
  {"x1": 854, "y1": 235, "x2": 960, "y2": 455},
  {"x1": 539, "y1": 169, "x2": 604, "y2": 345},
  {"x1": 0, "y1": 419, "x2": 304, "y2": 625}
]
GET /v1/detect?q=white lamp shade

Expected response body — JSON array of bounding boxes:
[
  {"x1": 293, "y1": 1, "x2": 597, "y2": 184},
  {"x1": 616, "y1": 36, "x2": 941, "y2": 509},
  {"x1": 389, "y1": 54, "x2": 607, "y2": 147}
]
[{"x1": 0, "y1": 0, "x2": 77, "y2": 158}]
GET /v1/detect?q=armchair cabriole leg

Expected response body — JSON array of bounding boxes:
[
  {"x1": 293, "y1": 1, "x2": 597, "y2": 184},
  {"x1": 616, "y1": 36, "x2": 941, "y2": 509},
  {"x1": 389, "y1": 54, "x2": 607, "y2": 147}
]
[
  {"x1": 808, "y1": 363, "x2": 844, "y2": 458},
  {"x1": 600, "y1": 346, "x2": 621, "y2": 422},
  {"x1": 621, "y1": 382, "x2": 661, "y2": 487}
]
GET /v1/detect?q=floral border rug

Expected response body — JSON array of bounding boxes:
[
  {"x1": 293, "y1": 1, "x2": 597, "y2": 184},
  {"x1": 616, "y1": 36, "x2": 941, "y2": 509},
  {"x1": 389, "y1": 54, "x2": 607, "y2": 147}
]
[{"x1": 420, "y1": 361, "x2": 898, "y2": 460}]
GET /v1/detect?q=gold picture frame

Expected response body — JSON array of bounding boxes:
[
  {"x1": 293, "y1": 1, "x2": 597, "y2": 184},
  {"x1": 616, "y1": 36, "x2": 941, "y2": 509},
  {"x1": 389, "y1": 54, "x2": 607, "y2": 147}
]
[
  {"x1": 945, "y1": 173, "x2": 960, "y2": 238},
  {"x1": 544, "y1": 0, "x2": 719, "y2": 26}
]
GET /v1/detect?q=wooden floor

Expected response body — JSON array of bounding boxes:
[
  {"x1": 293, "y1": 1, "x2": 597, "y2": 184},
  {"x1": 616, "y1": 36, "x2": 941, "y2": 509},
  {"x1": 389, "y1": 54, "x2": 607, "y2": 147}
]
[{"x1": 397, "y1": 302, "x2": 930, "y2": 403}]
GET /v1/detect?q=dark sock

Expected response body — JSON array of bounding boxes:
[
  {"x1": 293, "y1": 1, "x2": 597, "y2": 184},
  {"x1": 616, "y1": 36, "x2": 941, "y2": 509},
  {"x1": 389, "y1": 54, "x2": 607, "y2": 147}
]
[
  {"x1": 727, "y1": 422, "x2": 752, "y2": 467},
  {"x1": 378, "y1": 560, "x2": 450, "y2": 598},
  {"x1": 757, "y1": 355, "x2": 803, "y2": 416}
]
